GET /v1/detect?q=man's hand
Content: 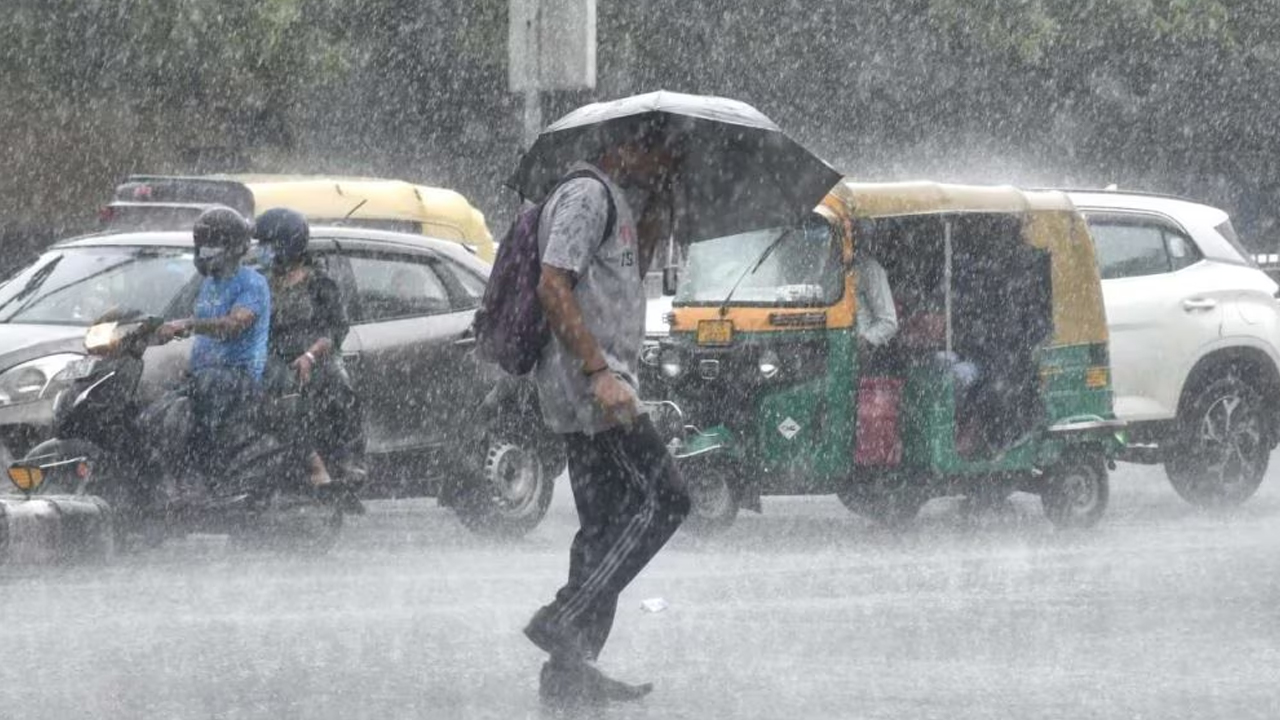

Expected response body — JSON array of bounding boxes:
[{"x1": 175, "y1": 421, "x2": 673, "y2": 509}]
[
  {"x1": 291, "y1": 353, "x2": 314, "y2": 385},
  {"x1": 156, "y1": 319, "x2": 192, "y2": 343},
  {"x1": 591, "y1": 371, "x2": 639, "y2": 428}
]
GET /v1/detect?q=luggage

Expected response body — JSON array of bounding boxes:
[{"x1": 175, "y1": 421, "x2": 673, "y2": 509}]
[
  {"x1": 855, "y1": 377, "x2": 904, "y2": 466},
  {"x1": 0, "y1": 494, "x2": 114, "y2": 565}
]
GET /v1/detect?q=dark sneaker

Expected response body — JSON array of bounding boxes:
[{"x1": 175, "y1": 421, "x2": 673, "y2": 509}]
[
  {"x1": 524, "y1": 606, "x2": 585, "y2": 660},
  {"x1": 539, "y1": 660, "x2": 601, "y2": 707},
  {"x1": 581, "y1": 663, "x2": 653, "y2": 702},
  {"x1": 538, "y1": 660, "x2": 651, "y2": 707}
]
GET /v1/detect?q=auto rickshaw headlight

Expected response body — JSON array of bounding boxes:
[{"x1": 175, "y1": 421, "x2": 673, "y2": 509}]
[
  {"x1": 659, "y1": 348, "x2": 684, "y2": 379},
  {"x1": 758, "y1": 349, "x2": 781, "y2": 379}
]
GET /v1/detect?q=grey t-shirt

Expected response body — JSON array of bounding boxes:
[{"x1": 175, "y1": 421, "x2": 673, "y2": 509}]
[{"x1": 534, "y1": 163, "x2": 646, "y2": 435}]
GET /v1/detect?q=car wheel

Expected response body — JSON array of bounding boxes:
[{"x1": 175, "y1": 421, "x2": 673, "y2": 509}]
[
  {"x1": 837, "y1": 476, "x2": 926, "y2": 529},
  {"x1": 1166, "y1": 375, "x2": 1269, "y2": 507},
  {"x1": 1041, "y1": 452, "x2": 1109, "y2": 529},
  {"x1": 680, "y1": 459, "x2": 739, "y2": 536},
  {"x1": 454, "y1": 438, "x2": 555, "y2": 538}
]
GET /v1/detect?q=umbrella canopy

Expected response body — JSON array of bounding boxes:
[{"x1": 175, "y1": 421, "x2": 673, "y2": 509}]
[{"x1": 507, "y1": 91, "x2": 842, "y2": 244}]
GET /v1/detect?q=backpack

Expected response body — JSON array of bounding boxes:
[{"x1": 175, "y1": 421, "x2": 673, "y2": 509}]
[{"x1": 474, "y1": 170, "x2": 617, "y2": 375}]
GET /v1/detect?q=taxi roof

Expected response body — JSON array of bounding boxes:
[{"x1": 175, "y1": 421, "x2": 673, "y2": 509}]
[
  {"x1": 213, "y1": 175, "x2": 479, "y2": 224},
  {"x1": 831, "y1": 181, "x2": 1078, "y2": 219}
]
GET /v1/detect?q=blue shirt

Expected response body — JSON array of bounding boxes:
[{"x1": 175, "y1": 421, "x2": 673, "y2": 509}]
[{"x1": 190, "y1": 267, "x2": 270, "y2": 381}]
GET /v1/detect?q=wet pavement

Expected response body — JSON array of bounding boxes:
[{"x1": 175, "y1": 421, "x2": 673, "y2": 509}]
[{"x1": 3, "y1": 461, "x2": 1280, "y2": 720}]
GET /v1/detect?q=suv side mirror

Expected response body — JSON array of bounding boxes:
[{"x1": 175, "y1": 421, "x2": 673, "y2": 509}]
[{"x1": 662, "y1": 266, "x2": 679, "y2": 296}]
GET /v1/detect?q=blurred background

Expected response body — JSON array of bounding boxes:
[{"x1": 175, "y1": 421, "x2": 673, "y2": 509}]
[{"x1": 5, "y1": 0, "x2": 1280, "y2": 271}]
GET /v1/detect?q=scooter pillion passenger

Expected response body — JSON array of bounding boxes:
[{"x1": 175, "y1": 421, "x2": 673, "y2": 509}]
[
  {"x1": 253, "y1": 207, "x2": 366, "y2": 488},
  {"x1": 11, "y1": 206, "x2": 355, "y2": 553}
]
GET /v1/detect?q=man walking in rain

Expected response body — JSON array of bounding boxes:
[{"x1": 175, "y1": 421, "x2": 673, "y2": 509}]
[{"x1": 524, "y1": 124, "x2": 691, "y2": 705}]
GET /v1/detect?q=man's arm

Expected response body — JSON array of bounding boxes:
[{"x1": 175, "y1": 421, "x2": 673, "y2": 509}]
[
  {"x1": 538, "y1": 266, "x2": 608, "y2": 374},
  {"x1": 158, "y1": 307, "x2": 256, "y2": 342},
  {"x1": 536, "y1": 178, "x2": 637, "y2": 425},
  {"x1": 159, "y1": 275, "x2": 266, "y2": 342},
  {"x1": 859, "y1": 260, "x2": 899, "y2": 346},
  {"x1": 189, "y1": 308, "x2": 256, "y2": 339}
]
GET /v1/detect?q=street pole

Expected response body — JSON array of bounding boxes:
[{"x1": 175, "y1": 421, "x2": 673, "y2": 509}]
[
  {"x1": 523, "y1": 87, "x2": 542, "y2": 149},
  {"x1": 523, "y1": 0, "x2": 543, "y2": 148}
]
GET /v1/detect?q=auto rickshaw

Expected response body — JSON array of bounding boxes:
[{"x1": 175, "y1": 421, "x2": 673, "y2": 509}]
[{"x1": 651, "y1": 180, "x2": 1125, "y2": 532}]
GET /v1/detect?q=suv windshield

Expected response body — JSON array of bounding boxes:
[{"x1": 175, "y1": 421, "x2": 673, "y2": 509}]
[
  {"x1": 0, "y1": 246, "x2": 196, "y2": 325},
  {"x1": 675, "y1": 218, "x2": 842, "y2": 306}
]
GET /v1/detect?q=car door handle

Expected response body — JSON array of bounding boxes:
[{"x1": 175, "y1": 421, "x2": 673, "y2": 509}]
[
  {"x1": 1183, "y1": 298, "x2": 1218, "y2": 312},
  {"x1": 341, "y1": 352, "x2": 362, "y2": 364}
]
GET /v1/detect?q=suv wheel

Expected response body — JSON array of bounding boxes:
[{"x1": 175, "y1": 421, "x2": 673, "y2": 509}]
[{"x1": 1166, "y1": 375, "x2": 1269, "y2": 507}]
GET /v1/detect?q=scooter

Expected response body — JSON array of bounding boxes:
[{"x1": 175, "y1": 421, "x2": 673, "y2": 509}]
[{"x1": 8, "y1": 310, "x2": 359, "y2": 553}]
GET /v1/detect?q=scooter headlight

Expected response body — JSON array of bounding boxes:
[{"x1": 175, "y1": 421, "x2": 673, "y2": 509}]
[
  {"x1": 0, "y1": 354, "x2": 84, "y2": 406},
  {"x1": 659, "y1": 348, "x2": 684, "y2": 379},
  {"x1": 758, "y1": 349, "x2": 781, "y2": 379}
]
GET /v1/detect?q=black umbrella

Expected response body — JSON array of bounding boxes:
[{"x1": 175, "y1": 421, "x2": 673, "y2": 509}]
[{"x1": 507, "y1": 91, "x2": 842, "y2": 243}]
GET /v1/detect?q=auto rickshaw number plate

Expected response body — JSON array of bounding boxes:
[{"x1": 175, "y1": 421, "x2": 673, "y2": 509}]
[{"x1": 696, "y1": 320, "x2": 734, "y2": 346}]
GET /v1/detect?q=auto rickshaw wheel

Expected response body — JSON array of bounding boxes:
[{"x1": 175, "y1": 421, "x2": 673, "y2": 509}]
[
  {"x1": 837, "y1": 478, "x2": 926, "y2": 529},
  {"x1": 1041, "y1": 451, "x2": 1109, "y2": 529},
  {"x1": 679, "y1": 457, "x2": 739, "y2": 536},
  {"x1": 1165, "y1": 375, "x2": 1268, "y2": 508}
]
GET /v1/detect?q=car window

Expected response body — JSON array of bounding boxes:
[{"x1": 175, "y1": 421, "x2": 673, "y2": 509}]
[
  {"x1": 433, "y1": 258, "x2": 486, "y2": 310},
  {"x1": 347, "y1": 254, "x2": 451, "y2": 322},
  {"x1": 1165, "y1": 230, "x2": 1203, "y2": 271},
  {"x1": 0, "y1": 247, "x2": 196, "y2": 325},
  {"x1": 1088, "y1": 221, "x2": 1174, "y2": 279}
]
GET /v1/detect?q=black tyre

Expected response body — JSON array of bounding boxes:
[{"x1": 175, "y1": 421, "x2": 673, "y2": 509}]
[
  {"x1": 680, "y1": 459, "x2": 739, "y2": 536},
  {"x1": 1165, "y1": 375, "x2": 1269, "y2": 508},
  {"x1": 1041, "y1": 451, "x2": 1109, "y2": 529},
  {"x1": 454, "y1": 438, "x2": 556, "y2": 538},
  {"x1": 837, "y1": 477, "x2": 926, "y2": 529}
]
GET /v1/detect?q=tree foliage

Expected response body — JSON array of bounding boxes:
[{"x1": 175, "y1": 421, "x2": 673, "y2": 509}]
[{"x1": 5, "y1": 0, "x2": 1280, "y2": 260}]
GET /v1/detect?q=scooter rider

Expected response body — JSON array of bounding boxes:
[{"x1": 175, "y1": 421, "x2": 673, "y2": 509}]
[
  {"x1": 156, "y1": 206, "x2": 270, "y2": 477},
  {"x1": 254, "y1": 208, "x2": 365, "y2": 487}
]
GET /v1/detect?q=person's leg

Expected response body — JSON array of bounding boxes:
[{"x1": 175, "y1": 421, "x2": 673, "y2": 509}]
[
  {"x1": 533, "y1": 417, "x2": 689, "y2": 655},
  {"x1": 317, "y1": 359, "x2": 367, "y2": 482},
  {"x1": 528, "y1": 431, "x2": 626, "y2": 660}
]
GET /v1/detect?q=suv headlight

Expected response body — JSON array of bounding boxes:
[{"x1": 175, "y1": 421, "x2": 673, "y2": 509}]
[{"x1": 0, "y1": 354, "x2": 85, "y2": 406}]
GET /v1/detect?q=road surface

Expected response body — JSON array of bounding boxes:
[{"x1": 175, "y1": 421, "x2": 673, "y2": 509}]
[{"x1": 3, "y1": 461, "x2": 1278, "y2": 719}]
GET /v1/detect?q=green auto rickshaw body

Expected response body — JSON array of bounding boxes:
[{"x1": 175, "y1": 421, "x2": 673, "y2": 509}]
[{"x1": 660, "y1": 180, "x2": 1123, "y2": 529}]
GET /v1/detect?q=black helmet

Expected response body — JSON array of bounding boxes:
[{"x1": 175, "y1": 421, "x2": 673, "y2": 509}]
[
  {"x1": 192, "y1": 206, "x2": 251, "y2": 277},
  {"x1": 254, "y1": 207, "x2": 310, "y2": 271}
]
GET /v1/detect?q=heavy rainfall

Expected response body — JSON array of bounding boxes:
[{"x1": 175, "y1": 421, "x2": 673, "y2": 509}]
[{"x1": 2, "y1": 1, "x2": 1279, "y2": 718}]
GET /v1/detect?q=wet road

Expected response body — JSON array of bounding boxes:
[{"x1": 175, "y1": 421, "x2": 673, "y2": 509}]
[{"x1": 3, "y1": 461, "x2": 1280, "y2": 720}]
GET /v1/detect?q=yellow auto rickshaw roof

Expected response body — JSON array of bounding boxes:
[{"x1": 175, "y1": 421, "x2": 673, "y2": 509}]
[
  {"x1": 830, "y1": 180, "x2": 1078, "y2": 219},
  {"x1": 209, "y1": 174, "x2": 491, "y2": 246}
]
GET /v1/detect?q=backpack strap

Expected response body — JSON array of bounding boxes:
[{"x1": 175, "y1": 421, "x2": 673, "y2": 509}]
[{"x1": 554, "y1": 169, "x2": 617, "y2": 255}]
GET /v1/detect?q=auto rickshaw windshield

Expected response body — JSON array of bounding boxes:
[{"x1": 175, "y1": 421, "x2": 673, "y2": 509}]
[{"x1": 675, "y1": 215, "x2": 842, "y2": 306}]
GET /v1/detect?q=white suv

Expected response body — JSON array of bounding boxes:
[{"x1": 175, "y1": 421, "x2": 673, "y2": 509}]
[{"x1": 1069, "y1": 190, "x2": 1280, "y2": 506}]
